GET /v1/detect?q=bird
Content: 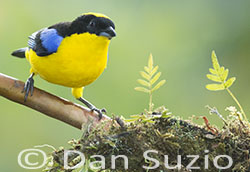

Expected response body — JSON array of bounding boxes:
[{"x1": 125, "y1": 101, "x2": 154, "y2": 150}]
[{"x1": 11, "y1": 12, "x2": 116, "y2": 119}]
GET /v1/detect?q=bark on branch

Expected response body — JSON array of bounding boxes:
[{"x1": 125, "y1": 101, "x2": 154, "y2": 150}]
[{"x1": 0, "y1": 73, "x2": 111, "y2": 129}]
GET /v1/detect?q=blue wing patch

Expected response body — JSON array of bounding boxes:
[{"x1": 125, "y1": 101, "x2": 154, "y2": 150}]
[{"x1": 40, "y1": 28, "x2": 63, "y2": 54}]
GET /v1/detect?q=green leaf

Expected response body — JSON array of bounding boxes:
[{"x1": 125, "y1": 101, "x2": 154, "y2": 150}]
[
  {"x1": 206, "y1": 74, "x2": 221, "y2": 82},
  {"x1": 206, "y1": 51, "x2": 236, "y2": 91},
  {"x1": 206, "y1": 84, "x2": 225, "y2": 91},
  {"x1": 144, "y1": 66, "x2": 150, "y2": 73},
  {"x1": 161, "y1": 114, "x2": 171, "y2": 118},
  {"x1": 221, "y1": 69, "x2": 229, "y2": 81},
  {"x1": 148, "y1": 54, "x2": 153, "y2": 71},
  {"x1": 135, "y1": 87, "x2": 150, "y2": 93},
  {"x1": 211, "y1": 51, "x2": 220, "y2": 71},
  {"x1": 142, "y1": 119, "x2": 155, "y2": 123},
  {"x1": 152, "y1": 80, "x2": 166, "y2": 92},
  {"x1": 224, "y1": 77, "x2": 236, "y2": 88},
  {"x1": 137, "y1": 79, "x2": 150, "y2": 87},
  {"x1": 150, "y1": 72, "x2": 161, "y2": 85},
  {"x1": 125, "y1": 118, "x2": 139, "y2": 122},
  {"x1": 219, "y1": 67, "x2": 225, "y2": 75},
  {"x1": 140, "y1": 71, "x2": 150, "y2": 80},
  {"x1": 209, "y1": 68, "x2": 217, "y2": 75},
  {"x1": 150, "y1": 65, "x2": 159, "y2": 77}
]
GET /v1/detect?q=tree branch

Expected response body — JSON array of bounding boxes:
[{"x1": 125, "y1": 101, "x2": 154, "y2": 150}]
[{"x1": 0, "y1": 73, "x2": 111, "y2": 129}]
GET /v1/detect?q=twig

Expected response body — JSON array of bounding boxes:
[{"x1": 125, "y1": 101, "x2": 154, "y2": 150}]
[
  {"x1": 0, "y1": 73, "x2": 111, "y2": 129},
  {"x1": 206, "y1": 105, "x2": 228, "y2": 126}
]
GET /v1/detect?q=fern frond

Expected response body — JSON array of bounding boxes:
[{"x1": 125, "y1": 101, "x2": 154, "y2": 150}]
[
  {"x1": 206, "y1": 51, "x2": 235, "y2": 91},
  {"x1": 135, "y1": 54, "x2": 166, "y2": 113},
  {"x1": 206, "y1": 50, "x2": 249, "y2": 126}
]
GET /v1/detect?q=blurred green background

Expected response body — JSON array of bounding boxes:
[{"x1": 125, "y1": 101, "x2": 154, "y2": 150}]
[{"x1": 1, "y1": 0, "x2": 250, "y2": 171}]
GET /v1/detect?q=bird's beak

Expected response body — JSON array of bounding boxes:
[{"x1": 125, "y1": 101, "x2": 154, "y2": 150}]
[{"x1": 99, "y1": 26, "x2": 116, "y2": 39}]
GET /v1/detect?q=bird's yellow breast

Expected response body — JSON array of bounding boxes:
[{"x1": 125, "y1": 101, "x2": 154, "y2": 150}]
[{"x1": 26, "y1": 33, "x2": 110, "y2": 88}]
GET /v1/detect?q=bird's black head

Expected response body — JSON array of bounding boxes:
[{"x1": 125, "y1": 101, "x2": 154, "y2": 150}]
[{"x1": 69, "y1": 13, "x2": 116, "y2": 39}]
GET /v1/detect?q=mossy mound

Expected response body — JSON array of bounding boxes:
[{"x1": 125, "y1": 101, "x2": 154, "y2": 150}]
[{"x1": 47, "y1": 112, "x2": 250, "y2": 172}]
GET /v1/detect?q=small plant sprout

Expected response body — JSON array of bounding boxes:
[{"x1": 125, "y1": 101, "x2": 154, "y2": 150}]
[
  {"x1": 206, "y1": 50, "x2": 249, "y2": 127},
  {"x1": 135, "y1": 54, "x2": 166, "y2": 113}
]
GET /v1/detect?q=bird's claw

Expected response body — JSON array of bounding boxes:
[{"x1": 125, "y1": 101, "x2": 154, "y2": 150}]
[
  {"x1": 22, "y1": 77, "x2": 34, "y2": 102},
  {"x1": 91, "y1": 107, "x2": 106, "y2": 120},
  {"x1": 101, "y1": 108, "x2": 107, "y2": 114}
]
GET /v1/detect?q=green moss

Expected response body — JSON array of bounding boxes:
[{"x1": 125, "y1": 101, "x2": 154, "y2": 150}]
[{"x1": 45, "y1": 110, "x2": 250, "y2": 172}]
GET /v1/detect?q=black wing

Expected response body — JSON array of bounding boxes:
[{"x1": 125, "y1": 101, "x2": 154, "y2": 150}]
[{"x1": 28, "y1": 29, "x2": 44, "y2": 49}]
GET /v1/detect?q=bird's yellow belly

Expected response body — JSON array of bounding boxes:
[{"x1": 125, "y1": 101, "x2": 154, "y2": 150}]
[{"x1": 26, "y1": 33, "x2": 110, "y2": 88}]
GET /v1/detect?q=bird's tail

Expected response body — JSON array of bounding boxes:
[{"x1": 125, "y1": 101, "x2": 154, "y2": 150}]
[{"x1": 11, "y1": 47, "x2": 28, "y2": 58}]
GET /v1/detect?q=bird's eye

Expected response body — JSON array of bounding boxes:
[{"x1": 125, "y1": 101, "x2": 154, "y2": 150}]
[{"x1": 89, "y1": 21, "x2": 95, "y2": 27}]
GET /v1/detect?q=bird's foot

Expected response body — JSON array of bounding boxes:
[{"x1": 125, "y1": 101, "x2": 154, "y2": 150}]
[
  {"x1": 22, "y1": 73, "x2": 34, "y2": 102},
  {"x1": 90, "y1": 107, "x2": 106, "y2": 120},
  {"x1": 78, "y1": 97, "x2": 106, "y2": 120}
]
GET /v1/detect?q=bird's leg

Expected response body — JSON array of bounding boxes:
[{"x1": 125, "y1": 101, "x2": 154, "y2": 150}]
[
  {"x1": 78, "y1": 97, "x2": 106, "y2": 120},
  {"x1": 22, "y1": 73, "x2": 35, "y2": 102}
]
